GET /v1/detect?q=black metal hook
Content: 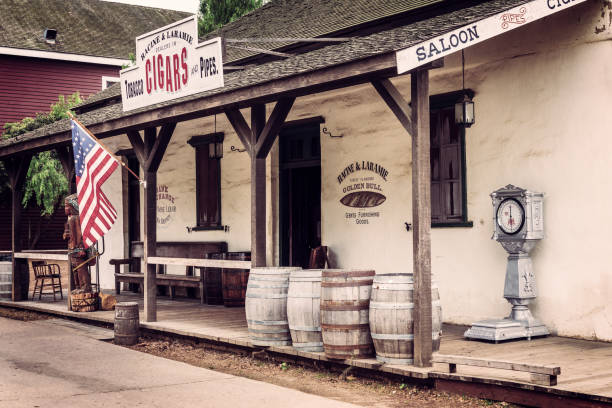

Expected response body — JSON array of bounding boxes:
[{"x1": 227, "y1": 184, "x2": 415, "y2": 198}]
[
  {"x1": 230, "y1": 145, "x2": 247, "y2": 153},
  {"x1": 322, "y1": 127, "x2": 343, "y2": 138}
]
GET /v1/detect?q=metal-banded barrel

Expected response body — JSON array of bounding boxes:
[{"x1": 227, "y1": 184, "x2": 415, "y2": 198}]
[
  {"x1": 287, "y1": 269, "x2": 323, "y2": 352},
  {"x1": 245, "y1": 267, "x2": 301, "y2": 346},
  {"x1": 0, "y1": 262, "x2": 12, "y2": 299},
  {"x1": 320, "y1": 269, "x2": 375, "y2": 359},
  {"x1": 114, "y1": 302, "x2": 140, "y2": 346},
  {"x1": 221, "y1": 252, "x2": 251, "y2": 307},
  {"x1": 369, "y1": 273, "x2": 442, "y2": 364}
]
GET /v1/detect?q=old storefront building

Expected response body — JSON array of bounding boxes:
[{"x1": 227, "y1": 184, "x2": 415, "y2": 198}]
[{"x1": 2, "y1": 0, "x2": 612, "y2": 345}]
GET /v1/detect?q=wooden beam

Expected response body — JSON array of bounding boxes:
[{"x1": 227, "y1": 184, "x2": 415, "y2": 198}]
[
  {"x1": 371, "y1": 79, "x2": 412, "y2": 135},
  {"x1": 0, "y1": 52, "x2": 398, "y2": 158},
  {"x1": 251, "y1": 104, "x2": 267, "y2": 267},
  {"x1": 143, "y1": 127, "x2": 157, "y2": 157},
  {"x1": 254, "y1": 97, "x2": 295, "y2": 159},
  {"x1": 126, "y1": 130, "x2": 146, "y2": 165},
  {"x1": 55, "y1": 146, "x2": 76, "y2": 193},
  {"x1": 225, "y1": 109, "x2": 252, "y2": 154},
  {"x1": 433, "y1": 354, "x2": 561, "y2": 376},
  {"x1": 145, "y1": 123, "x2": 176, "y2": 172},
  {"x1": 147, "y1": 256, "x2": 251, "y2": 269},
  {"x1": 6, "y1": 155, "x2": 32, "y2": 301},
  {"x1": 411, "y1": 69, "x2": 432, "y2": 368}
]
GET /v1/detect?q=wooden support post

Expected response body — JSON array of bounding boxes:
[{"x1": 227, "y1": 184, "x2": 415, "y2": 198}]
[
  {"x1": 56, "y1": 145, "x2": 76, "y2": 194},
  {"x1": 411, "y1": 69, "x2": 432, "y2": 368},
  {"x1": 143, "y1": 168, "x2": 157, "y2": 321},
  {"x1": 225, "y1": 99, "x2": 295, "y2": 268},
  {"x1": 6, "y1": 155, "x2": 33, "y2": 301},
  {"x1": 372, "y1": 72, "x2": 436, "y2": 367},
  {"x1": 251, "y1": 104, "x2": 267, "y2": 267},
  {"x1": 126, "y1": 123, "x2": 176, "y2": 322}
]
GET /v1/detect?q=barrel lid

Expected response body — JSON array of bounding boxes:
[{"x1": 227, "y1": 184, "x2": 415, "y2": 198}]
[
  {"x1": 251, "y1": 267, "x2": 301, "y2": 274},
  {"x1": 322, "y1": 269, "x2": 375, "y2": 278},
  {"x1": 116, "y1": 301, "x2": 139, "y2": 307},
  {"x1": 290, "y1": 269, "x2": 322, "y2": 277}
]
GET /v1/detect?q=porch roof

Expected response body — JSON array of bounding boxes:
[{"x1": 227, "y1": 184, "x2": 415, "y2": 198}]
[{"x1": 0, "y1": 0, "x2": 528, "y2": 159}]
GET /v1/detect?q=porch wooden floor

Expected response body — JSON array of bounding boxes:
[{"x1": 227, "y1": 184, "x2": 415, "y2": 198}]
[{"x1": 2, "y1": 293, "x2": 612, "y2": 406}]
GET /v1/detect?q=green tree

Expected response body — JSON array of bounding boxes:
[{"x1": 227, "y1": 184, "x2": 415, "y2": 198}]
[
  {"x1": 2, "y1": 92, "x2": 82, "y2": 216},
  {"x1": 199, "y1": 0, "x2": 263, "y2": 35}
]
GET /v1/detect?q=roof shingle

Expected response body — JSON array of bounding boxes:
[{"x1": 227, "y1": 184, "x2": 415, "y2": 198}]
[{"x1": 0, "y1": 0, "x2": 191, "y2": 59}]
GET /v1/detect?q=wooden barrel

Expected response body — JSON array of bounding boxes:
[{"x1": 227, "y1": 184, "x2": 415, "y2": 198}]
[
  {"x1": 71, "y1": 292, "x2": 98, "y2": 312},
  {"x1": 114, "y1": 302, "x2": 140, "y2": 345},
  {"x1": 221, "y1": 252, "x2": 251, "y2": 307},
  {"x1": 320, "y1": 269, "x2": 375, "y2": 359},
  {"x1": 0, "y1": 261, "x2": 12, "y2": 299},
  {"x1": 245, "y1": 266, "x2": 301, "y2": 346},
  {"x1": 203, "y1": 252, "x2": 224, "y2": 305},
  {"x1": 287, "y1": 269, "x2": 323, "y2": 352},
  {"x1": 369, "y1": 273, "x2": 442, "y2": 364}
]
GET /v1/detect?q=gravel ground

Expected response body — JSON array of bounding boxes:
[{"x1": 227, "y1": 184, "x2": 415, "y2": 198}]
[{"x1": 127, "y1": 336, "x2": 521, "y2": 408}]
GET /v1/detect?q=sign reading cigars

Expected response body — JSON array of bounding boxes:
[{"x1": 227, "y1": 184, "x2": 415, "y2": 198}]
[
  {"x1": 396, "y1": 0, "x2": 588, "y2": 74},
  {"x1": 120, "y1": 16, "x2": 223, "y2": 112}
]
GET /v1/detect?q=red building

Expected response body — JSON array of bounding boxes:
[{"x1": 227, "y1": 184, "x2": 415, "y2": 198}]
[{"x1": 0, "y1": 0, "x2": 189, "y2": 250}]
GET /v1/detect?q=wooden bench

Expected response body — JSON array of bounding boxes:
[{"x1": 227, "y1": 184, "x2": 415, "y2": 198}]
[
  {"x1": 110, "y1": 241, "x2": 227, "y2": 304},
  {"x1": 433, "y1": 354, "x2": 561, "y2": 386}
]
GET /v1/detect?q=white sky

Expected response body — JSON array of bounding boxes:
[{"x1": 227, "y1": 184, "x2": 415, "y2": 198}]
[{"x1": 103, "y1": 0, "x2": 200, "y2": 14}]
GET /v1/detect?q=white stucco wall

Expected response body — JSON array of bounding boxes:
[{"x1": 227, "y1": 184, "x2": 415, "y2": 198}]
[{"x1": 98, "y1": 0, "x2": 612, "y2": 340}]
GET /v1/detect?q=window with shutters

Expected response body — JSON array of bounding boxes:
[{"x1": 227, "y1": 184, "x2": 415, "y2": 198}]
[
  {"x1": 429, "y1": 91, "x2": 471, "y2": 227},
  {"x1": 187, "y1": 133, "x2": 223, "y2": 230}
]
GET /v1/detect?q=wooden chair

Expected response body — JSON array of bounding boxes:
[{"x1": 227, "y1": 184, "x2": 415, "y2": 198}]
[{"x1": 31, "y1": 261, "x2": 63, "y2": 301}]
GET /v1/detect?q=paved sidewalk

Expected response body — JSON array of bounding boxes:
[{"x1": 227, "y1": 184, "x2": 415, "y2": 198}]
[{"x1": 0, "y1": 317, "x2": 359, "y2": 408}]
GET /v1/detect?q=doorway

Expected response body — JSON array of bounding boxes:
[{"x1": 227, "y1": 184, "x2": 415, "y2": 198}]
[{"x1": 279, "y1": 121, "x2": 321, "y2": 268}]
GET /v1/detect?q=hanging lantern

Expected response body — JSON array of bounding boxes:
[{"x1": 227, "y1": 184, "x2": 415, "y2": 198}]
[
  {"x1": 455, "y1": 50, "x2": 475, "y2": 128},
  {"x1": 209, "y1": 141, "x2": 223, "y2": 159},
  {"x1": 455, "y1": 94, "x2": 475, "y2": 128}
]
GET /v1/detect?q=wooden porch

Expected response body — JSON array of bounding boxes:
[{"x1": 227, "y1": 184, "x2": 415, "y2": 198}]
[{"x1": 1, "y1": 293, "x2": 611, "y2": 407}]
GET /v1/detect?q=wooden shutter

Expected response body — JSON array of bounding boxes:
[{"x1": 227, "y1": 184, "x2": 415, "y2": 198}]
[
  {"x1": 188, "y1": 133, "x2": 223, "y2": 229},
  {"x1": 430, "y1": 107, "x2": 464, "y2": 223},
  {"x1": 196, "y1": 146, "x2": 221, "y2": 227}
]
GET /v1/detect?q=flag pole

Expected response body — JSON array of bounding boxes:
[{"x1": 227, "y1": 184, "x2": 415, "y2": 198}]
[{"x1": 67, "y1": 111, "x2": 147, "y2": 188}]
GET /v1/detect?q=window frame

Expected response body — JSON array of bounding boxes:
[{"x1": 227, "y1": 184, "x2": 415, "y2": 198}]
[
  {"x1": 429, "y1": 90, "x2": 473, "y2": 229},
  {"x1": 187, "y1": 132, "x2": 224, "y2": 231},
  {"x1": 101, "y1": 76, "x2": 120, "y2": 90}
]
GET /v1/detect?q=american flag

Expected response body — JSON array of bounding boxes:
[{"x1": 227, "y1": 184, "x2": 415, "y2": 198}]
[{"x1": 71, "y1": 119, "x2": 119, "y2": 248}]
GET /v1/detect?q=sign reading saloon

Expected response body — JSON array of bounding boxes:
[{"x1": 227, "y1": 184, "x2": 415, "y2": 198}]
[
  {"x1": 396, "y1": 0, "x2": 588, "y2": 74},
  {"x1": 120, "y1": 16, "x2": 223, "y2": 112}
]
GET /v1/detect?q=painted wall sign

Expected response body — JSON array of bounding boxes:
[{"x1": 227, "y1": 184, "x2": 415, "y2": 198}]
[
  {"x1": 396, "y1": 0, "x2": 588, "y2": 74},
  {"x1": 337, "y1": 161, "x2": 389, "y2": 225},
  {"x1": 157, "y1": 184, "x2": 176, "y2": 227},
  {"x1": 120, "y1": 16, "x2": 224, "y2": 111}
]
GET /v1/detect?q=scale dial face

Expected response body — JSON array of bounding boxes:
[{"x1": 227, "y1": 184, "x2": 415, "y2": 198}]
[{"x1": 496, "y1": 198, "x2": 525, "y2": 235}]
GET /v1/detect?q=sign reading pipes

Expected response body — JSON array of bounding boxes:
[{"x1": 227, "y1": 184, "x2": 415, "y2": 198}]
[
  {"x1": 120, "y1": 16, "x2": 224, "y2": 112},
  {"x1": 396, "y1": 0, "x2": 588, "y2": 74}
]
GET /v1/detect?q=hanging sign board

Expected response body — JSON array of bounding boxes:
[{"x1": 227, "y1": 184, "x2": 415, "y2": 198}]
[
  {"x1": 396, "y1": 0, "x2": 588, "y2": 74},
  {"x1": 120, "y1": 16, "x2": 224, "y2": 112}
]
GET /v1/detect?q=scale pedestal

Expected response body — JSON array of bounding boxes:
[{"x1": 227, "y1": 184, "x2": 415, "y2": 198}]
[
  {"x1": 465, "y1": 186, "x2": 549, "y2": 342},
  {"x1": 464, "y1": 318, "x2": 549, "y2": 343}
]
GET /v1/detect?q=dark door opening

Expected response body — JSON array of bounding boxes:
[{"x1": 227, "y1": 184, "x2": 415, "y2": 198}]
[
  {"x1": 279, "y1": 122, "x2": 321, "y2": 268},
  {"x1": 127, "y1": 155, "x2": 141, "y2": 273}
]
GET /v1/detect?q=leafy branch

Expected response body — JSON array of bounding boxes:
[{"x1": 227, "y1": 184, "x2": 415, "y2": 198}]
[{"x1": 2, "y1": 92, "x2": 82, "y2": 215}]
